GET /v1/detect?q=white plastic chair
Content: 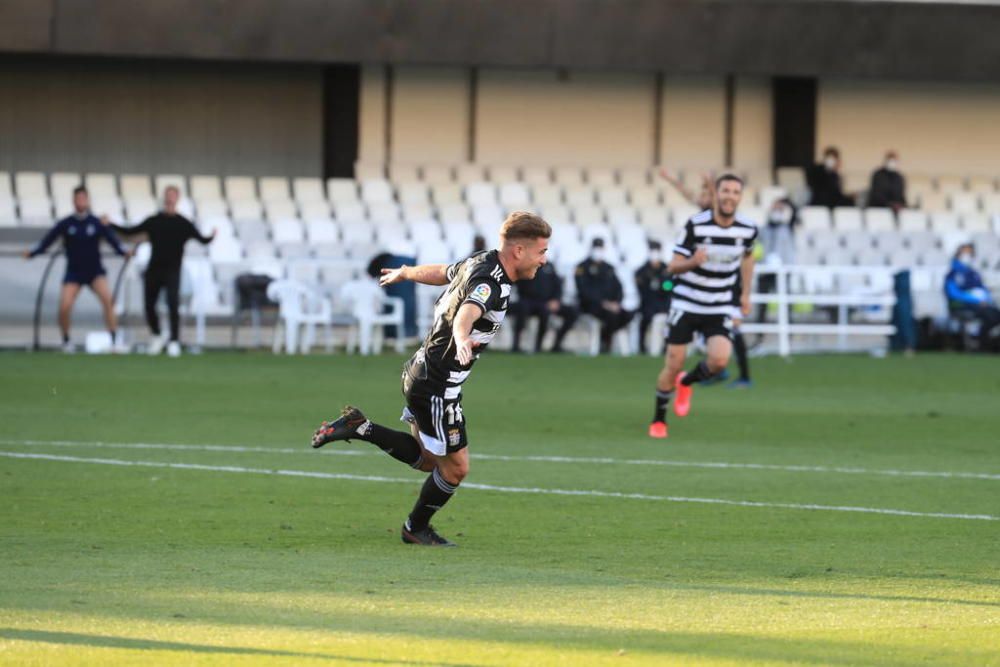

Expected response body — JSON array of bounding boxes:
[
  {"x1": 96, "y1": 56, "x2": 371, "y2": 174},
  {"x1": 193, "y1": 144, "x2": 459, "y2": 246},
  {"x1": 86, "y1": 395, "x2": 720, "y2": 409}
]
[
  {"x1": 338, "y1": 279, "x2": 405, "y2": 355},
  {"x1": 267, "y1": 279, "x2": 334, "y2": 354}
]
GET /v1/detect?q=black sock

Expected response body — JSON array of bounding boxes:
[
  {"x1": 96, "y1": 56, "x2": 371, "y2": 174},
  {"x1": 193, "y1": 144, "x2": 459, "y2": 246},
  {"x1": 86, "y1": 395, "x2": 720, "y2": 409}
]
[
  {"x1": 733, "y1": 331, "x2": 750, "y2": 381},
  {"x1": 109, "y1": 330, "x2": 117, "y2": 344},
  {"x1": 653, "y1": 389, "x2": 673, "y2": 422},
  {"x1": 407, "y1": 468, "x2": 457, "y2": 530},
  {"x1": 356, "y1": 422, "x2": 423, "y2": 468},
  {"x1": 681, "y1": 360, "x2": 713, "y2": 386},
  {"x1": 62, "y1": 332, "x2": 69, "y2": 344}
]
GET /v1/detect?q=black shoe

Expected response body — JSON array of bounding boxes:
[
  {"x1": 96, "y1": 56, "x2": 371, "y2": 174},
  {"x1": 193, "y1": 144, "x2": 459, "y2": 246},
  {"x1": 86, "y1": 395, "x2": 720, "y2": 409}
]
[
  {"x1": 401, "y1": 522, "x2": 457, "y2": 547},
  {"x1": 311, "y1": 405, "x2": 369, "y2": 448}
]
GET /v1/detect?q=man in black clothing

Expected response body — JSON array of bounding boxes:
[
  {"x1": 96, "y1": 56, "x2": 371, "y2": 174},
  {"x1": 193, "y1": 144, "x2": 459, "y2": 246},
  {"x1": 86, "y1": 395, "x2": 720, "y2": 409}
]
[
  {"x1": 311, "y1": 212, "x2": 551, "y2": 547},
  {"x1": 634, "y1": 240, "x2": 673, "y2": 355},
  {"x1": 511, "y1": 261, "x2": 577, "y2": 353},
  {"x1": 806, "y1": 146, "x2": 854, "y2": 208},
  {"x1": 575, "y1": 238, "x2": 634, "y2": 354},
  {"x1": 868, "y1": 150, "x2": 907, "y2": 212},
  {"x1": 106, "y1": 186, "x2": 215, "y2": 356}
]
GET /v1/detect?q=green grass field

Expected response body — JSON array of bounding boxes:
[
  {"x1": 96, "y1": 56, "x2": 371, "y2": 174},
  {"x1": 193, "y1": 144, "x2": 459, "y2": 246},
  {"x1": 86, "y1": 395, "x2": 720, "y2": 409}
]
[{"x1": 0, "y1": 350, "x2": 997, "y2": 666}]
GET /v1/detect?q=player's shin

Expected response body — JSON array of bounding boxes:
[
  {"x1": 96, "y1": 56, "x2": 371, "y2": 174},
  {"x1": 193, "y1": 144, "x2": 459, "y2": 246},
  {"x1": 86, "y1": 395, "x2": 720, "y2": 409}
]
[
  {"x1": 361, "y1": 423, "x2": 423, "y2": 467},
  {"x1": 680, "y1": 360, "x2": 715, "y2": 385},
  {"x1": 407, "y1": 468, "x2": 458, "y2": 530}
]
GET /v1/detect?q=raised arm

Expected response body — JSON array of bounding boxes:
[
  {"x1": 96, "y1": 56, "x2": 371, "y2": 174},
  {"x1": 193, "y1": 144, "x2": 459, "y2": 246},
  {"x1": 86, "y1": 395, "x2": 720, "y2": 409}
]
[{"x1": 378, "y1": 263, "x2": 450, "y2": 287}]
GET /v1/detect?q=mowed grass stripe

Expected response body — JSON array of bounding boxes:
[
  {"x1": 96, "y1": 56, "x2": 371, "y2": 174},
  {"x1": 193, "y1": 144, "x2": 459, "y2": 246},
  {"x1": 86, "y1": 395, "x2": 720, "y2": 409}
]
[
  {"x1": 3, "y1": 450, "x2": 997, "y2": 522},
  {"x1": 3, "y1": 438, "x2": 998, "y2": 481}
]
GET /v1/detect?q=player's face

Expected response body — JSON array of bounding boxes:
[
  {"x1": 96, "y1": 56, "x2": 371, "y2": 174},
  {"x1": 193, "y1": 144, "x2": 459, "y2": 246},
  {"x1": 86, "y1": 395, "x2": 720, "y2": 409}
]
[
  {"x1": 73, "y1": 191, "x2": 89, "y2": 214},
  {"x1": 164, "y1": 187, "x2": 179, "y2": 211},
  {"x1": 517, "y1": 237, "x2": 549, "y2": 280},
  {"x1": 715, "y1": 180, "x2": 742, "y2": 217}
]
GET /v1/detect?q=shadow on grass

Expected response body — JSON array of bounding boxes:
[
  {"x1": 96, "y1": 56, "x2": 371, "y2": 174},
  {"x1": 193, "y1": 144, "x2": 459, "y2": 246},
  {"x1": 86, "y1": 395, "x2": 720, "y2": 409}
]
[{"x1": 0, "y1": 628, "x2": 481, "y2": 667}]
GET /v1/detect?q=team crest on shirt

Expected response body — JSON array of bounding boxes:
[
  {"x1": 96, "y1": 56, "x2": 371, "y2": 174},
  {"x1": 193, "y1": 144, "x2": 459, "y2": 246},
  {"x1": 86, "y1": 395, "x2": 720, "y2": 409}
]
[
  {"x1": 469, "y1": 283, "x2": 492, "y2": 305},
  {"x1": 448, "y1": 429, "x2": 462, "y2": 446}
]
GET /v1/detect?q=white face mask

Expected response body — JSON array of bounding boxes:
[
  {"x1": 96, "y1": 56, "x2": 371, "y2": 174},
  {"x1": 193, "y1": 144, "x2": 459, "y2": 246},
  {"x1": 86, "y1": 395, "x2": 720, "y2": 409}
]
[
  {"x1": 769, "y1": 207, "x2": 792, "y2": 225},
  {"x1": 591, "y1": 249, "x2": 605, "y2": 262},
  {"x1": 648, "y1": 251, "x2": 662, "y2": 263},
  {"x1": 886, "y1": 159, "x2": 899, "y2": 172},
  {"x1": 823, "y1": 156, "x2": 838, "y2": 170},
  {"x1": 958, "y1": 252, "x2": 974, "y2": 265}
]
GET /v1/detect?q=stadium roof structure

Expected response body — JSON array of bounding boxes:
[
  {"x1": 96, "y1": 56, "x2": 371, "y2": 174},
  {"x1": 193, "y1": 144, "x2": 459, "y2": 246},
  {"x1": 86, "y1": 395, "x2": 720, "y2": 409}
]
[{"x1": 1, "y1": 0, "x2": 999, "y2": 81}]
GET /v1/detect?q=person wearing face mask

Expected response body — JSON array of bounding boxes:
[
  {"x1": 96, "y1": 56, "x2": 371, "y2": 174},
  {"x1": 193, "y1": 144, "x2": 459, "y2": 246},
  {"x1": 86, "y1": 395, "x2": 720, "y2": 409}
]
[
  {"x1": 634, "y1": 240, "x2": 674, "y2": 355},
  {"x1": 575, "y1": 238, "x2": 634, "y2": 354},
  {"x1": 868, "y1": 150, "x2": 907, "y2": 212},
  {"x1": 511, "y1": 259, "x2": 578, "y2": 354},
  {"x1": 806, "y1": 146, "x2": 854, "y2": 208},
  {"x1": 944, "y1": 243, "x2": 1000, "y2": 351}
]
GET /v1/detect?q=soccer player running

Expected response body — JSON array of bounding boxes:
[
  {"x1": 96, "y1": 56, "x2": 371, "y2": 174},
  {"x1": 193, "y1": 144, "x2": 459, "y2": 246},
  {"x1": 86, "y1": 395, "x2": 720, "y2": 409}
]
[
  {"x1": 311, "y1": 212, "x2": 551, "y2": 546},
  {"x1": 23, "y1": 186, "x2": 130, "y2": 352},
  {"x1": 649, "y1": 175, "x2": 757, "y2": 439}
]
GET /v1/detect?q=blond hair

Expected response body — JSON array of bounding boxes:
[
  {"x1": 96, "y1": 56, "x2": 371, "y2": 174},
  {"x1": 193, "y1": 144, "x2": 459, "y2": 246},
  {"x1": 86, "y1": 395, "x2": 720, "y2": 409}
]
[{"x1": 500, "y1": 211, "x2": 551, "y2": 242}]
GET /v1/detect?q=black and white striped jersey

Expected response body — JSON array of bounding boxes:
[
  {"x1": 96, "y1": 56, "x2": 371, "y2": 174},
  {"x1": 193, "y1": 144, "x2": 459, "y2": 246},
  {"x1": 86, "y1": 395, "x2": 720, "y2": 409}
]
[
  {"x1": 671, "y1": 209, "x2": 758, "y2": 316},
  {"x1": 407, "y1": 250, "x2": 512, "y2": 396}
]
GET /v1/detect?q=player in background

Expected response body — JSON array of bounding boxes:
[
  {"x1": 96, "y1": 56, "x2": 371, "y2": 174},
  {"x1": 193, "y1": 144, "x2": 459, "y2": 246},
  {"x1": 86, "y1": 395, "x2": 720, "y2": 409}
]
[
  {"x1": 23, "y1": 186, "x2": 130, "y2": 352},
  {"x1": 311, "y1": 212, "x2": 551, "y2": 546},
  {"x1": 648, "y1": 175, "x2": 757, "y2": 439}
]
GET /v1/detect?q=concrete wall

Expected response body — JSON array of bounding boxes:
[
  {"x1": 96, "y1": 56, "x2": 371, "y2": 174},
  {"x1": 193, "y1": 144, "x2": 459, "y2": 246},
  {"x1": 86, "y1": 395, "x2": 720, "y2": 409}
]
[
  {"x1": 0, "y1": 59, "x2": 323, "y2": 177},
  {"x1": 817, "y1": 79, "x2": 1000, "y2": 177}
]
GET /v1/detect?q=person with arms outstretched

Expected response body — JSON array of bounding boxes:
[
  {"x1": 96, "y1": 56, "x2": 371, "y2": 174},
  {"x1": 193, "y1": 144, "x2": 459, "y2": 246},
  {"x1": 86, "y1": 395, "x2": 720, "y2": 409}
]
[{"x1": 24, "y1": 186, "x2": 129, "y2": 352}]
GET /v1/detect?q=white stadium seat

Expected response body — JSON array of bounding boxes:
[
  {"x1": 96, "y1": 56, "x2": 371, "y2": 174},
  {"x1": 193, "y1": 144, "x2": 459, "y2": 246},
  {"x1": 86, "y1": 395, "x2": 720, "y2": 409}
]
[
  {"x1": 306, "y1": 219, "x2": 339, "y2": 244},
  {"x1": 431, "y1": 183, "x2": 463, "y2": 206},
  {"x1": 897, "y1": 209, "x2": 928, "y2": 232},
  {"x1": 799, "y1": 206, "x2": 832, "y2": 232},
  {"x1": 15, "y1": 172, "x2": 48, "y2": 199},
  {"x1": 532, "y1": 184, "x2": 563, "y2": 208},
  {"x1": 190, "y1": 175, "x2": 223, "y2": 201},
  {"x1": 863, "y1": 208, "x2": 896, "y2": 232},
  {"x1": 498, "y1": 182, "x2": 532, "y2": 210},
  {"x1": 521, "y1": 165, "x2": 552, "y2": 185},
  {"x1": 949, "y1": 192, "x2": 980, "y2": 214},
  {"x1": 420, "y1": 164, "x2": 454, "y2": 184},
  {"x1": 486, "y1": 165, "x2": 519, "y2": 183},
  {"x1": 230, "y1": 199, "x2": 264, "y2": 222},
  {"x1": 225, "y1": 176, "x2": 257, "y2": 202},
  {"x1": 360, "y1": 179, "x2": 394, "y2": 205},
  {"x1": 388, "y1": 163, "x2": 420, "y2": 183},
  {"x1": 596, "y1": 186, "x2": 628, "y2": 208},
  {"x1": 832, "y1": 207, "x2": 863, "y2": 232},
  {"x1": 553, "y1": 166, "x2": 585, "y2": 188},
  {"x1": 465, "y1": 181, "x2": 498, "y2": 207},
  {"x1": 292, "y1": 177, "x2": 326, "y2": 204},
  {"x1": 398, "y1": 182, "x2": 431, "y2": 206},
  {"x1": 327, "y1": 178, "x2": 359, "y2": 204},
  {"x1": 259, "y1": 177, "x2": 291, "y2": 204}
]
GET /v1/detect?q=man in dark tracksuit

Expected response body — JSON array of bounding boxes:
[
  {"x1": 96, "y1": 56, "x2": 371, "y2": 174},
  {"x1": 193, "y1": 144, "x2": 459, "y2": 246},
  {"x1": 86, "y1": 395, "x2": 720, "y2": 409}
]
[
  {"x1": 108, "y1": 186, "x2": 214, "y2": 356},
  {"x1": 634, "y1": 240, "x2": 673, "y2": 355},
  {"x1": 575, "y1": 238, "x2": 634, "y2": 354},
  {"x1": 512, "y1": 261, "x2": 578, "y2": 353},
  {"x1": 24, "y1": 186, "x2": 129, "y2": 352}
]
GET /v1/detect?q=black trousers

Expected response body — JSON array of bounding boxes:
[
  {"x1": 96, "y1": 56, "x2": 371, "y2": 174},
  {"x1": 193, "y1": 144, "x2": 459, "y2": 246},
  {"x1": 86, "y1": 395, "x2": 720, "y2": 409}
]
[
  {"x1": 582, "y1": 304, "x2": 634, "y2": 353},
  {"x1": 637, "y1": 302, "x2": 670, "y2": 354},
  {"x1": 144, "y1": 268, "x2": 181, "y2": 341},
  {"x1": 512, "y1": 299, "x2": 579, "y2": 352}
]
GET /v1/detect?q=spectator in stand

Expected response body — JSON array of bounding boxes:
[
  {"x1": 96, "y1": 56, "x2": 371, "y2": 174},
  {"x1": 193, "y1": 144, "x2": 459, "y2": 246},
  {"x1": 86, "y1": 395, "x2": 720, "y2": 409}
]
[
  {"x1": 868, "y1": 150, "x2": 907, "y2": 212},
  {"x1": 945, "y1": 242, "x2": 1000, "y2": 351},
  {"x1": 634, "y1": 240, "x2": 673, "y2": 355},
  {"x1": 575, "y1": 238, "x2": 634, "y2": 354},
  {"x1": 806, "y1": 146, "x2": 854, "y2": 208},
  {"x1": 470, "y1": 234, "x2": 487, "y2": 256},
  {"x1": 511, "y1": 261, "x2": 578, "y2": 354}
]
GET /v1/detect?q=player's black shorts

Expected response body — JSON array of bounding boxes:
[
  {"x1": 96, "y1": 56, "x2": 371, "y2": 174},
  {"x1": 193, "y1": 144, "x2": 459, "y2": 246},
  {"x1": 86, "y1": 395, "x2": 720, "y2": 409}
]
[
  {"x1": 401, "y1": 363, "x2": 468, "y2": 456},
  {"x1": 63, "y1": 267, "x2": 106, "y2": 286},
  {"x1": 664, "y1": 308, "x2": 734, "y2": 345}
]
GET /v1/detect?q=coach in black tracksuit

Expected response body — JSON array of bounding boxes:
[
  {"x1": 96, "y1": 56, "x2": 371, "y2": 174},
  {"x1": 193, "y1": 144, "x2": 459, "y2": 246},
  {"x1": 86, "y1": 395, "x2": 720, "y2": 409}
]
[
  {"x1": 512, "y1": 262, "x2": 578, "y2": 353},
  {"x1": 108, "y1": 186, "x2": 215, "y2": 346},
  {"x1": 575, "y1": 238, "x2": 634, "y2": 354}
]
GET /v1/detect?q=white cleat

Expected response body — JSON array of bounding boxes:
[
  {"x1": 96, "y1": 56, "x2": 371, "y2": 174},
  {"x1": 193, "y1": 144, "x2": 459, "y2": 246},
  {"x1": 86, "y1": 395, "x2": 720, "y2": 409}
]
[
  {"x1": 166, "y1": 341, "x2": 182, "y2": 358},
  {"x1": 147, "y1": 335, "x2": 167, "y2": 356},
  {"x1": 61, "y1": 341, "x2": 76, "y2": 354}
]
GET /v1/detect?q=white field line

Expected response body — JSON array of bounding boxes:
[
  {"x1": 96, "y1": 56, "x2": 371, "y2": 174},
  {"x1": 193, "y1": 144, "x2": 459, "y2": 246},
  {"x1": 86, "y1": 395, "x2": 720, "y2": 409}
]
[
  {"x1": 0, "y1": 450, "x2": 996, "y2": 522},
  {"x1": 1, "y1": 438, "x2": 998, "y2": 482}
]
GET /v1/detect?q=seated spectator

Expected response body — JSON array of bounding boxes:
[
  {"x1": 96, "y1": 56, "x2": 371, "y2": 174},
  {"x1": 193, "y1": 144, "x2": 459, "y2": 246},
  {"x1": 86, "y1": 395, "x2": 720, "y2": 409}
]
[
  {"x1": 945, "y1": 243, "x2": 1000, "y2": 351},
  {"x1": 511, "y1": 262, "x2": 578, "y2": 354},
  {"x1": 470, "y1": 234, "x2": 487, "y2": 256},
  {"x1": 575, "y1": 238, "x2": 634, "y2": 354},
  {"x1": 634, "y1": 241, "x2": 673, "y2": 354},
  {"x1": 868, "y1": 150, "x2": 907, "y2": 212},
  {"x1": 806, "y1": 146, "x2": 854, "y2": 208}
]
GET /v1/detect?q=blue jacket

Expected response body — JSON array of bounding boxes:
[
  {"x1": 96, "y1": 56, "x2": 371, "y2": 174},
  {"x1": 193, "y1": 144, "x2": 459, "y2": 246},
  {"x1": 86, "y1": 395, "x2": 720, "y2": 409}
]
[{"x1": 944, "y1": 258, "x2": 992, "y2": 308}]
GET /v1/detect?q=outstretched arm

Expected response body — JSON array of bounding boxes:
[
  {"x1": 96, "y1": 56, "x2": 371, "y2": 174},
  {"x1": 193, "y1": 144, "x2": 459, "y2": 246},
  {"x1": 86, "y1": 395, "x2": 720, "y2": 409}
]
[
  {"x1": 739, "y1": 253, "x2": 755, "y2": 316},
  {"x1": 379, "y1": 264, "x2": 450, "y2": 287},
  {"x1": 25, "y1": 220, "x2": 66, "y2": 258}
]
